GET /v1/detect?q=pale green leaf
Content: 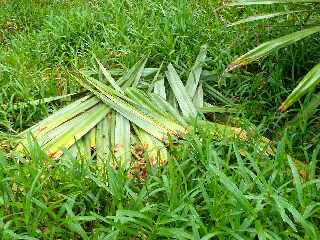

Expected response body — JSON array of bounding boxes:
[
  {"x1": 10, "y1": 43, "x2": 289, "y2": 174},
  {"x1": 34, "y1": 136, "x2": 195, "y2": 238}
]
[
  {"x1": 44, "y1": 103, "x2": 110, "y2": 159},
  {"x1": 114, "y1": 113, "x2": 131, "y2": 168},
  {"x1": 280, "y1": 62, "x2": 320, "y2": 111},
  {"x1": 117, "y1": 56, "x2": 148, "y2": 88},
  {"x1": 95, "y1": 58, "x2": 124, "y2": 94},
  {"x1": 228, "y1": 10, "x2": 309, "y2": 27},
  {"x1": 185, "y1": 44, "x2": 208, "y2": 98},
  {"x1": 227, "y1": 26, "x2": 320, "y2": 71},
  {"x1": 96, "y1": 116, "x2": 112, "y2": 167},
  {"x1": 166, "y1": 64, "x2": 197, "y2": 118}
]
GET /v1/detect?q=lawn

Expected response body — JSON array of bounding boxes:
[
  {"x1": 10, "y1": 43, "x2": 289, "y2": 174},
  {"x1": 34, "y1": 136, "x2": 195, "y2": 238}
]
[{"x1": 0, "y1": 0, "x2": 319, "y2": 239}]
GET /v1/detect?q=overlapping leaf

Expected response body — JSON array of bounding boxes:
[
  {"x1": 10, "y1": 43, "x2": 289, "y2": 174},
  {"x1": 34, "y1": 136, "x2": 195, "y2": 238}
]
[{"x1": 16, "y1": 46, "x2": 279, "y2": 173}]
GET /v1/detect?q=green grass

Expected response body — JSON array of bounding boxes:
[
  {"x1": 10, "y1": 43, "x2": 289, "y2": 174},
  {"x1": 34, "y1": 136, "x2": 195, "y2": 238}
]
[
  {"x1": 0, "y1": 0, "x2": 320, "y2": 239},
  {"x1": 1, "y1": 127, "x2": 319, "y2": 239}
]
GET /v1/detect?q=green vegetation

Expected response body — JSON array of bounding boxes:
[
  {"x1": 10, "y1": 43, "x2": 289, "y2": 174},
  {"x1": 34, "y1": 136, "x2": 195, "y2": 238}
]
[
  {"x1": 227, "y1": 0, "x2": 320, "y2": 111},
  {"x1": 0, "y1": 0, "x2": 319, "y2": 239}
]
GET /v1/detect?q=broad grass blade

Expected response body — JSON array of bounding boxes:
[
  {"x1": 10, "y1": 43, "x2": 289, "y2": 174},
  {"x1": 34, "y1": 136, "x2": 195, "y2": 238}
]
[
  {"x1": 209, "y1": 164, "x2": 252, "y2": 211},
  {"x1": 289, "y1": 92, "x2": 320, "y2": 127},
  {"x1": 288, "y1": 156, "x2": 304, "y2": 207},
  {"x1": 199, "y1": 103, "x2": 237, "y2": 113},
  {"x1": 204, "y1": 83, "x2": 235, "y2": 105}
]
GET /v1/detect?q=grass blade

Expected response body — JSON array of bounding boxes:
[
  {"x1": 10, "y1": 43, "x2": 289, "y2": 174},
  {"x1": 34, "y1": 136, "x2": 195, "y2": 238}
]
[
  {"x1": 204, "y1": 83, "x2": 235, "y2": 105},
  {"x1": 209, "y1": 164, "x2": 252, "y2": 211},
  {"x1": 288, "y1": 155, "x2": 304, "y2": 207},
  {"x1": 4, "y1": 93, "x2": 78, "y2": 110}
]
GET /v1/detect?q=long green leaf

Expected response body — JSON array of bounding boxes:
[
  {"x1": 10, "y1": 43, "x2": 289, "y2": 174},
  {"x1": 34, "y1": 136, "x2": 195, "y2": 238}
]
[
  {"x1": 228, "y1": 10, "x2": 309, "y2": 27},
  {"x1": 288, "y1": 156, "x2": 304, "y2": 207},
  {"x1": 95, "y1": 58, "x2": 124, "y2": 94},
  {"x1": 199, "y1": 104, "x2": 238, "y2": 113},
  {"x1": 44, "y1": 103, "x2": 110, "y2": 159},
  {"x1": 227, "y1": 26, "x2": 320, "y2": 71},
  {"x1": 77, "y1": 76, "x2": 182, "y2": 141},
  {"x1": 204, "y1": 83, "x2": 235, "y2": 105},
  {"x1": 185, "y1": 44, "x2": 208, "y2": 98},
  {"x1": 19, "y1": 95, "x2": 99, "y2": 138},
  {"x1": 117, "y1": 56, "x2": 148, "y2": 88},
  {"x1": 209, "y1": 164, "x2": 252, "y2": 211},
  {"x1": 280, "y1": 62, "x2": 320, "y2": 111},
  {"x1": 166, "y1": 64, "x2": 197, "y2": 118},
  {"x1": 96, "y1": 116, "x2": 112, "y2": 167},
  {"x1": 114, "y1": 113, "x2": 131, "y2": 168},
  {"x1": 153, "y1": 77, "x2": 166, "y2": 100},
  {"x1": 289, "y1": 92, "x2": 320, "y2": 127}
]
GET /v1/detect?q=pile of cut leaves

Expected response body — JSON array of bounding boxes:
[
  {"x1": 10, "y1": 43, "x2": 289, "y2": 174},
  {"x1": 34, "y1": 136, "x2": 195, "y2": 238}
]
[{"x1": 16, "y1": 45, "x2": 273, "y2": 172}]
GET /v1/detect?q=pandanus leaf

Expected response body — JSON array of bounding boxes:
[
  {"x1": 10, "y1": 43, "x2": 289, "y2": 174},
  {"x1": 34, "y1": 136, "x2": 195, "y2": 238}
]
[
  {"x1": 166, "y1": 64, "x2": 197, "y2": 118},
  {"x1": 280, "y1": 62, "x2": 320, "y2": 111},
  {"x1": 227, "y1": 26, "x2": 320, "y2": 71},
  {"x1": 228, "y1": 10, "x2": 310, "y2": 27}
]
